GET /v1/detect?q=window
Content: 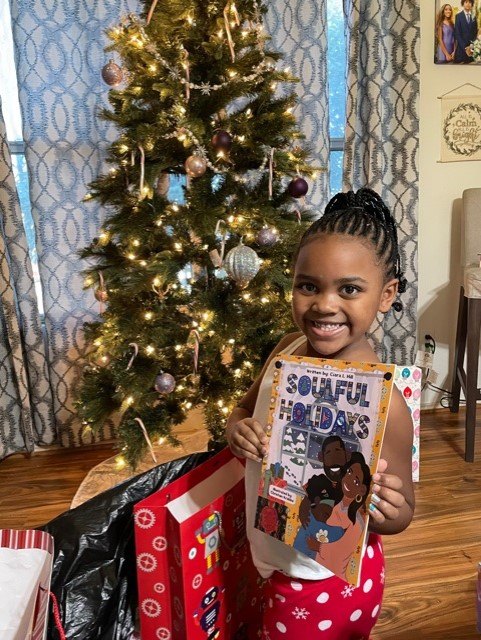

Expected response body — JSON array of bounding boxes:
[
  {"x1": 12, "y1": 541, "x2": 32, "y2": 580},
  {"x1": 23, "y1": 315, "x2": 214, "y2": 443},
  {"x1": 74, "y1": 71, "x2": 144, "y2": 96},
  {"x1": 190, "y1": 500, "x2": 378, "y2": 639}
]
[
  {"x1": 327, "y1": 0, "x2": 347, "y2": 195},
  {"x1": 0, "y1": 0, "x2": 44, "y2": 313},
  {"x1": 0, "y1": 1, "x2": 346, "y2": 306}
]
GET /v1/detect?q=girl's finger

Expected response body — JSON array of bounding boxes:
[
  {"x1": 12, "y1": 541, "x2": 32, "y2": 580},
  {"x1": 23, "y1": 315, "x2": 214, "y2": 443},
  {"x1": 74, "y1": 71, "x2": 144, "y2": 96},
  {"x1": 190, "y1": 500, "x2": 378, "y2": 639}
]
[
  {"x1": 235, "y1": 434, "x2": 264, "y2": 460},
  {"x1": 370, "y1": 492, "x2": 401, "y2": 520},
  {"x1": 368, "y1": 502, "x2": 386, "y2": 523},
  {"x1": 244, "y1": 418, "x2": 267, "y2": 445},
  {"x1": 371, "y1": 473, "x2": 403, "y2": 492},
  {"x1": 372, "y1": 485, "x2": 405, "y2": 509},
  {"x1": 238, "y1": 424, "x2": 266, "y2": 455},
  {"x1": 376, "y1": 458, "x2": 388, "y2": 474},
  {"x1": 249, "y1": 420, "x2": 268, "y2": 446},
  {"x1": 230, "y1": 442, "x2": 263, "y2": 463}
]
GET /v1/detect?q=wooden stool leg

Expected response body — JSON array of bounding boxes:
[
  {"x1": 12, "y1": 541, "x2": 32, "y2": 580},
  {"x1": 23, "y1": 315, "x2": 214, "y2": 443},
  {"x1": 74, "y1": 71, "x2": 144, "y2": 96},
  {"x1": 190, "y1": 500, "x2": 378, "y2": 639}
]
[
  {"x1": 465, "y1": 298, "x2": 481, "y2": 462},
  {"x1": 451, "y1": 287, "x2": 467, "y2": 413}
]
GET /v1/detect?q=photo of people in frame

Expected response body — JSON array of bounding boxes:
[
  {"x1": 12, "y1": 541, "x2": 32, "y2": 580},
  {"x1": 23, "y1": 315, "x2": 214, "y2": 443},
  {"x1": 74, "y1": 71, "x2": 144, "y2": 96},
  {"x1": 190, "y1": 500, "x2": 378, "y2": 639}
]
[{"x1": 434, "y1": 0, "x2": 481, "y2": 63}]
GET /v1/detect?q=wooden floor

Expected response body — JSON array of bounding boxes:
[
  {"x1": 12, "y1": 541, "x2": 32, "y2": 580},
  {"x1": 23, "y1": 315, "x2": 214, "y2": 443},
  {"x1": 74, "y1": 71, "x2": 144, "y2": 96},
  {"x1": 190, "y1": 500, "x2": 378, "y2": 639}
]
[{"x1": 1, "y1": 408, "x2": 480, "y2": 638}]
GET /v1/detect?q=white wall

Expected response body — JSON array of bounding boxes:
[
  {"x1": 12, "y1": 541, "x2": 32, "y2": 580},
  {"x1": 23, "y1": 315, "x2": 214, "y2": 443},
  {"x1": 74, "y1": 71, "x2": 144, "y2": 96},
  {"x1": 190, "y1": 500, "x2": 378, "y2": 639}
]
[{"x1": 418, "y1": 3, "x2": 481, "y2": 408}]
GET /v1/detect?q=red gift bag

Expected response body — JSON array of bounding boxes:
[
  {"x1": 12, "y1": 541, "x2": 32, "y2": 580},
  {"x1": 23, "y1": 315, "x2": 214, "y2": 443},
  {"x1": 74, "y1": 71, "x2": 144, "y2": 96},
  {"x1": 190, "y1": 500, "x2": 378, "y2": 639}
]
[{"x1": 134, "y1": 447, "x2": 262, "y2": 640}]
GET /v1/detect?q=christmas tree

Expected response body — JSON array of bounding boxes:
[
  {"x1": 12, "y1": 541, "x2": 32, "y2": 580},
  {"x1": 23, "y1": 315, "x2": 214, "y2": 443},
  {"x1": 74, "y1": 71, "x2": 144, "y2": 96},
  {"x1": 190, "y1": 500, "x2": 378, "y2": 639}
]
[{"x1": 78, "y1": 0, "x2": 318, "y2": 466}]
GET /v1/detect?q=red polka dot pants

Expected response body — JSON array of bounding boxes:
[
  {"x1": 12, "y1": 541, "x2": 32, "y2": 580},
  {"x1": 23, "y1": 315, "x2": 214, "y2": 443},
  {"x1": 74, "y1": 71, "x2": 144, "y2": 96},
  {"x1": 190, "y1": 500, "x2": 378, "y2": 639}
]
[{"x1": 260, "y1": 533, "x2": 384, "y2": 640}]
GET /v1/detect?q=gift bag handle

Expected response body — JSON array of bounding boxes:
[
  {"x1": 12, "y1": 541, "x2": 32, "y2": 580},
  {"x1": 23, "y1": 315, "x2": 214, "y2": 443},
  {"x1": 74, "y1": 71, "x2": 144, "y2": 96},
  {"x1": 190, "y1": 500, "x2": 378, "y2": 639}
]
[{"x1": 49, "y1": 591, "x2": 67, "y2": 640}]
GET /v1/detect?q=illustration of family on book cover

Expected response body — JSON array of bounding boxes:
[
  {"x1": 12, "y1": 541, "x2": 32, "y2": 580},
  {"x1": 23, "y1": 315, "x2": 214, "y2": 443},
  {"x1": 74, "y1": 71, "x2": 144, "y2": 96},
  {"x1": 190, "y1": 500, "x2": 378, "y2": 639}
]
[{"x1": 254, "y1": 355, "x2": 395, "y2": 586}]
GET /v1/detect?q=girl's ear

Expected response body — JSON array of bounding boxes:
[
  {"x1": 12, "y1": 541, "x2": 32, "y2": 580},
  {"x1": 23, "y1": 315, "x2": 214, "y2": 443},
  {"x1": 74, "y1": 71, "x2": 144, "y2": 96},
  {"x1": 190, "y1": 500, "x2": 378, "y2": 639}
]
[{"x1": 379, "y1": 278, "x2": 399, "y2": 313}]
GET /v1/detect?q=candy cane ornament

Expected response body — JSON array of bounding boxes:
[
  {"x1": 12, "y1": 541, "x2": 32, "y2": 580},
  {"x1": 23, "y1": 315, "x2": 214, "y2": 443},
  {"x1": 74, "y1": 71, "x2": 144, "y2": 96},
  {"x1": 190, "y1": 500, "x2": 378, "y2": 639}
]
[
  {"x1": 135, "y1": 417, "x2": 158, "y2": 463},
  {"x1": 126, "y1": 342, "x2": 139, "y2": 370}
]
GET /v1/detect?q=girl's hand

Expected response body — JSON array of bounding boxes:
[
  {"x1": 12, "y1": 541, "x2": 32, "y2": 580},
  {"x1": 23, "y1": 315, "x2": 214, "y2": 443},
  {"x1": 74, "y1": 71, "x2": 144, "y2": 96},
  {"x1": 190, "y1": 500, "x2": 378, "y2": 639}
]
[
  {"x1": 368, "y1": 458, "x2": 406, "y2": 524},
  {"x1": 226, "y1": 417, "x2": 267, "y2": 463}
]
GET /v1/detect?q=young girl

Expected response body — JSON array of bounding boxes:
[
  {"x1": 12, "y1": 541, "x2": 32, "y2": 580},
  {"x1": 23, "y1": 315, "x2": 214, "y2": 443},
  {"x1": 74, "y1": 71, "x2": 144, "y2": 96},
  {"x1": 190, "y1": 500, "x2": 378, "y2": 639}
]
[
  {"x1": 435, "y1": 4, "x2": 455, "y2": 63},
  {"x1": 226, "y1": 188, "x2": 415, "y2": 639}
]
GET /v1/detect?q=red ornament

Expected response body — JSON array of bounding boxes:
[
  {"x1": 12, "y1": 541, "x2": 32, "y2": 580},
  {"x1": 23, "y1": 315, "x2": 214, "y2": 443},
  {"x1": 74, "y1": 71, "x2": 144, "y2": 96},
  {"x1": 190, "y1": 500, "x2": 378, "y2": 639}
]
[
  {"x1": 287, "y1": 176, "x2": 309, "y2": 198},
  {"x1": 211, "y1": 130, "x2": 233, "y2": 151}
]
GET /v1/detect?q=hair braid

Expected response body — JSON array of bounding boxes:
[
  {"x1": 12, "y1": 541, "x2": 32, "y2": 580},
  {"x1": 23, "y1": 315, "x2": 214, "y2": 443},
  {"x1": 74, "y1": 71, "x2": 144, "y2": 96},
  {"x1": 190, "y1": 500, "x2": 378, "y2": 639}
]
[{"x1": 296, "y1": 188, "x2": 406, "y2": 309}]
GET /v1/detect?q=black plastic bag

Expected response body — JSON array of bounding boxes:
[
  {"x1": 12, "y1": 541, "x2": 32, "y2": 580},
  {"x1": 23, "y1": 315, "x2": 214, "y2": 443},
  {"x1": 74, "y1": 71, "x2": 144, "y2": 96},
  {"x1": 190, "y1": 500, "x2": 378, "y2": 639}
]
[{"x1": 40, "y1": 450, "x2": 215, "y2": 640}]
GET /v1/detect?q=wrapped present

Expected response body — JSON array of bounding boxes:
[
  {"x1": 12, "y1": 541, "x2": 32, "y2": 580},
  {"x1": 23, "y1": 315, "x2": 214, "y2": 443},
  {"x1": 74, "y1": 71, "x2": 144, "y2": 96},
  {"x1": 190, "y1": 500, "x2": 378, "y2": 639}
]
[
  {"x1": 134, "y1": 447, "x2": 261, "y2": 640},
  {"x1": 271, "y1": 476, "x2": 287, "y2": 489},
  {"x1": 269, "y1": 462, "x2": 284, "y2": 479},
  {"x1": 0, "y1": 530, "x2": 54, "y2": 640},
  {"x1": 394, "y1": 366, "x2": 421, "y2": 482}
]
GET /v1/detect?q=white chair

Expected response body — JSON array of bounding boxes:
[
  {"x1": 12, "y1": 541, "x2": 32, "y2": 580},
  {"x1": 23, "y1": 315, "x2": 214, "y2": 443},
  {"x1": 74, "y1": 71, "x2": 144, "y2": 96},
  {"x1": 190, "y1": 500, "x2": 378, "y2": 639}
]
[{"x1": 451, "y1": 188, "x2": 481, "y2": 462}]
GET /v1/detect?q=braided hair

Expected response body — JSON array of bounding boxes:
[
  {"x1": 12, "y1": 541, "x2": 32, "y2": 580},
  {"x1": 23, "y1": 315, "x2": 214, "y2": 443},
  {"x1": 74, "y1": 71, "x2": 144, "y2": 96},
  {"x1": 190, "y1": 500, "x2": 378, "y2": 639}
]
[{"x1": 296, "y1": 188, "x2": 406, "y2": 311}]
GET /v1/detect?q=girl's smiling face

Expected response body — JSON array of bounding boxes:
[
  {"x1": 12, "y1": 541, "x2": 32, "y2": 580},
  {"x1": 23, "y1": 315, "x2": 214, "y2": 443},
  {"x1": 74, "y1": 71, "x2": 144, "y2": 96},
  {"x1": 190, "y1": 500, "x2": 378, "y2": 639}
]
[
  {"x1": 291, "y1": 234, "x2": 398, "y2": 360},
  {"x1": 444, "y1": 4, "x2": 452, "y2": 17}
]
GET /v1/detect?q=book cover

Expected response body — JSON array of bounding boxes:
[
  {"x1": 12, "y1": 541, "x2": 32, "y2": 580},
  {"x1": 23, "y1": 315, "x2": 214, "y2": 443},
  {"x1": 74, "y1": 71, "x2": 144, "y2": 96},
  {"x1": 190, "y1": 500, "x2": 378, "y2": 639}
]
[{"x1": 254, "y1": 355, "x2": 395, "y2": 586}]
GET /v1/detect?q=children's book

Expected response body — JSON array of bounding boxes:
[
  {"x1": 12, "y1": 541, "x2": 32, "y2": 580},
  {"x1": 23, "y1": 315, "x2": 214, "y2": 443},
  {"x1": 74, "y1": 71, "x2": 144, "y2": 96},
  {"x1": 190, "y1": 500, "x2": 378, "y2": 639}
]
[{"x1": 254, "y1": 355, "x2": 395, "y2": 586}]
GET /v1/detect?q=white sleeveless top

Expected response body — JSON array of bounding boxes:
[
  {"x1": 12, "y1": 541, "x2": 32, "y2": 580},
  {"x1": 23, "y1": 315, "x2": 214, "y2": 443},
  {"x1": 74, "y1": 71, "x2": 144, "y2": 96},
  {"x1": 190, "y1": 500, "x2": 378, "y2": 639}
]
[{"x1": 245, "y1": 335, "x2": 334, "y2": 580}]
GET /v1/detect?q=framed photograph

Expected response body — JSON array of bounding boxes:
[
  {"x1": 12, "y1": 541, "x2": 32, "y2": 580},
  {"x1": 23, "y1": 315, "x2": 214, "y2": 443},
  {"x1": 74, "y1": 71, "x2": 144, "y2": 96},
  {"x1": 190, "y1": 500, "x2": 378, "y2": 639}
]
[{"x1": 434, "y1": 1, "x2": 481, "y2": 64}]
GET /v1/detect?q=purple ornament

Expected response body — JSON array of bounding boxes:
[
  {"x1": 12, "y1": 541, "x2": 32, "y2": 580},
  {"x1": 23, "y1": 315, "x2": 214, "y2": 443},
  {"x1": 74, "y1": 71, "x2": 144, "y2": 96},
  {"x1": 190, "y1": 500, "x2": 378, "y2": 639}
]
[
  {"x1": 287, "y1": 177, "x2": 309, "y2": 198},
  {"x1": 256, "y1": 227, "x2": 278, "y2": 247},
  {"x1": 154, "y1": 372, "x2": 176, "y2": 394},
  {"x1": 101, "y1": 60, "x2": 123, "y2": 87},
  {"x1": 211, "y1": 130, "x2": 233, "y2": 151}
]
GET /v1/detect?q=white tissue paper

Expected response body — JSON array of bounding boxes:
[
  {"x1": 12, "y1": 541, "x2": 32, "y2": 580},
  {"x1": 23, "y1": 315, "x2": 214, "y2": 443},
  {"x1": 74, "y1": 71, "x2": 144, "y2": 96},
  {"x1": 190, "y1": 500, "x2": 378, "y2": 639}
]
[{"x1": 0, "y1": 530, "x2": 54, "y2": 640}]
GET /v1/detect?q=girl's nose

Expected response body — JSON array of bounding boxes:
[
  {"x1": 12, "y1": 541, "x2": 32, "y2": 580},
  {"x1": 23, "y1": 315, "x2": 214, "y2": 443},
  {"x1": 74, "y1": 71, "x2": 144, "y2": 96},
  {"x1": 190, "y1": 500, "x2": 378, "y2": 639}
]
[{"x1": 310, "y1": 292, "x2": 338, "y2": 314}]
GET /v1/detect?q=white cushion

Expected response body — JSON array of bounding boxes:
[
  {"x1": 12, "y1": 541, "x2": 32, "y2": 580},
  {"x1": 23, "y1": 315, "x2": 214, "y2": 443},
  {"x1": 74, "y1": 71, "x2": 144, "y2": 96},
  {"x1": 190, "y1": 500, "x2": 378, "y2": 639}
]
[{"x1": 464, "y1": 265, "x2": 481, "y2": 299}]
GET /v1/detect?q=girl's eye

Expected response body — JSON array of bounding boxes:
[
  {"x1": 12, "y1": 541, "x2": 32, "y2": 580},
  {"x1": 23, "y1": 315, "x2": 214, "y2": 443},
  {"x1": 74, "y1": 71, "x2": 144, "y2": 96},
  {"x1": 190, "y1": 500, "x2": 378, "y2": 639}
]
[
  {"x1": 296, "y1": 282, "x2": 317, "y2": 293},
  {"x1": 341, "y1": 285, "x2": 360, "y2": 296},
  {"x1": 354, "y1": 478, "x2": 359, "y2": 486}
]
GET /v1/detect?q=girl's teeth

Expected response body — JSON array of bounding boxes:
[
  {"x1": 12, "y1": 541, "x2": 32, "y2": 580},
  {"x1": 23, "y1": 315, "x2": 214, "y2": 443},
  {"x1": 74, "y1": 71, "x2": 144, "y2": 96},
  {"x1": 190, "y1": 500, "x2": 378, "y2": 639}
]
[{"x1": 313, "y1": 322, "x2": 341, "y2": 330}]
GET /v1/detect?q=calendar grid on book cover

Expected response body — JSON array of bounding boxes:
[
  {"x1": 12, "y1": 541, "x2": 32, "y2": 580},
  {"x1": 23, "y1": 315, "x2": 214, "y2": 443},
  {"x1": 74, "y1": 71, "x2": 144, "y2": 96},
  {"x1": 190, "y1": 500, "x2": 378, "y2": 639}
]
[{"x1": 254, "y1": 355, "x2": 395, "y2": 586}]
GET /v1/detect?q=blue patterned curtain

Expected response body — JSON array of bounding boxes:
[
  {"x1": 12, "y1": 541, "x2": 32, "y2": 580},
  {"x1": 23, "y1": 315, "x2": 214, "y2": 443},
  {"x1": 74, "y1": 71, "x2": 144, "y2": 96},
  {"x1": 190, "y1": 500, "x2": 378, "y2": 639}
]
[
  {"x1": 266, "y1": 0, "x2": 329, "y2": 211},
  {"x1": 342, "y1": 0, "x2": 420, "y2": 365},
  {"x1": 0, "y1": 99, "x2": 55, "y2": 458},
  {"x1": 10, "y1": 0, "x2": 139, "y2": 447}
]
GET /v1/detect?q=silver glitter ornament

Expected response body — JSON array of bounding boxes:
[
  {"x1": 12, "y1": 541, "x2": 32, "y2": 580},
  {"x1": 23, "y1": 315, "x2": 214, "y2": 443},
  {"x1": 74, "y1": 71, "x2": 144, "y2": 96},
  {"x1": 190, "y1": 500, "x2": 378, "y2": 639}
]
[
  {"x1": 256, "y1": 227, "x2": 278, "y2": 247},
  {"x1": 101, "y1": 60, "x2": 124, "y2": 86},
  {"x1": 154, "y1": 372, "x2": 176, "y2": 394},
  {"x1": 224, "y1": 242, "x2": 261, "y2": 288},
  {"x1": 185, "y1": 155, "x2": 207, "y2": 177}
]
